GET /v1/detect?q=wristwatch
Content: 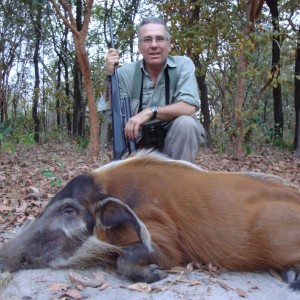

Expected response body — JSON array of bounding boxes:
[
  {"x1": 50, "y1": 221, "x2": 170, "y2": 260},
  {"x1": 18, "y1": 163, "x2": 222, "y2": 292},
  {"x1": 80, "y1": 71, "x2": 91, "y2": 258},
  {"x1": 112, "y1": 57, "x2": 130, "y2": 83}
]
[{"x1": 150, "y1": 106, "x2": 158, "y2": 120}]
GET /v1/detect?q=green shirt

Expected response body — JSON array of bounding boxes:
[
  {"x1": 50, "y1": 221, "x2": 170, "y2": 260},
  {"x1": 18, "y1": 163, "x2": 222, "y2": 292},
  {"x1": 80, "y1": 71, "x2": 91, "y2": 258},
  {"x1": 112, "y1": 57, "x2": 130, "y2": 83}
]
[{"x1": 117, "y1": 55, "x2": 200, "y2": 115}]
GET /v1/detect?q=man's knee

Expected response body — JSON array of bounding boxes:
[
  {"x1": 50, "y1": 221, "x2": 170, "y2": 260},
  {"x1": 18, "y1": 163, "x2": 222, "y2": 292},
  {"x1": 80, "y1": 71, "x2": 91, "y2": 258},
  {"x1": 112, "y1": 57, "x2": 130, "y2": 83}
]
[{"x1": 170, "y1": 116, "x2": 206, "y2": 144}]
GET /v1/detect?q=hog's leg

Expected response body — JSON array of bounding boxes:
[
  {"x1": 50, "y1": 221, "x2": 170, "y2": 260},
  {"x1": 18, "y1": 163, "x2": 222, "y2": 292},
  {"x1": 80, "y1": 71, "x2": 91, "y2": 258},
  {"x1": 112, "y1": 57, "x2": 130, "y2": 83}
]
[
  {"x1": 117, "y1": 242, "x2": 168, "y2": 283},
  {"x1": 282, "y1": 266, "x2": 300, "y2": 290}
]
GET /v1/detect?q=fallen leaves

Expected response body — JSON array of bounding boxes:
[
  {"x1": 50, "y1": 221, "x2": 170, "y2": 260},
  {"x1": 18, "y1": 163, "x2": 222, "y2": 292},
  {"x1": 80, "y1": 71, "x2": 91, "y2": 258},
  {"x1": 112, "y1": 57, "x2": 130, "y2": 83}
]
[
  {"x1": 61, "y1": 289, "x2": 82, "y2": 299},
  {"x1": 0, "y1": 204, "x2": 11, "y2": 213},
  {"x1": 24, "y1": 186, "x2": 47, "y2": 200},
  {"x1": 47, "y1": 270, "x2": 109, "y2": 299},
  {"x1": 236, "y1": 287, "x2": 248, "y2": 298},
  {"x1": 69, "y1": 270, "x2": 106, "y2": 288},
  {"x1": 127, "y1": 282, "x2": 152, "y2": 293},
  {"x1": 48, "y1": 282, "x2": 69, "y2": 293},
  {"x1": 196, "y1": 147, "x2": 300, "y2": 192},
  {"x1": 0, "y1": 143, "x2": 99, "y2": 235}
]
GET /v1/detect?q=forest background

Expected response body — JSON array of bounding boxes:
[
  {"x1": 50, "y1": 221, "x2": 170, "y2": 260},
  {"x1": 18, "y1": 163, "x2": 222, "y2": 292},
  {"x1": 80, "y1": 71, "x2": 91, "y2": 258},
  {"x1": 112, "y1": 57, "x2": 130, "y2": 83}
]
[{"x1": 0, "y1": 0, "x2": 300, "y2": 159}]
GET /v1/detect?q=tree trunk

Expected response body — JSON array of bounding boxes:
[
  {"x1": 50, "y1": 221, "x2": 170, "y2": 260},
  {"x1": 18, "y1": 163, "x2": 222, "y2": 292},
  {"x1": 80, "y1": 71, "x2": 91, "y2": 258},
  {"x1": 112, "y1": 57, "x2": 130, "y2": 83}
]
[
  {"x1": 234, "y1": 53, "x2": 247, "y2": 160},
  {"x1": 56, "y1": 55, "x2": 62, "y2": 126},
  {"x1": 233, "y1": 0, "x2": 264, "y2": 160},
  {"x1": 72, "y1": 0, "x2": 85, "y2": 137},
  {"x1": 63, "y1": 25, "x2": 72, "y2": 135},
  {"x1": 266, "y1": 0, "x2": 283, "y2": 139},
  {"x1": 190, "y1": 0, "x2": 211, "y2": 147},
  {"x1": 0, "y1": 72, "x2": 5, "y2": 123},
  {"x1": 50, "y1": 0, "x2": 100, "y2": 158},
  {"x1": 73, "y1": 58, "x2": 84, "y2": 136},
  {"x1": 31, "y1": 6, "x2": 42, "y2": 143},
  {"x1": 197, "y1": 72, "x2": 211, "y2": 147},
  {"x1": 294, "y1": 26, "x2": 300, "y2": 156}
]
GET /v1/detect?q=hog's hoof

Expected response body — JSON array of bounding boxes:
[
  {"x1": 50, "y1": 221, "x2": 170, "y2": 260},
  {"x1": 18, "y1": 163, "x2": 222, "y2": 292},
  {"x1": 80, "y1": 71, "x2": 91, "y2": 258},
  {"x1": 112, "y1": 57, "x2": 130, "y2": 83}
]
[
  {"x1": 117, "y1": 259, "x2": 168, "y2": 283},
  {"x1": 282, "y1": 267, "x2": 300, "y2": 291},
  {"x1": 282, "y1": 267, "x2": 297, "y2": 284},
  {"x1": 144, "y1": 264, "x2": 168, "y2": 283}
]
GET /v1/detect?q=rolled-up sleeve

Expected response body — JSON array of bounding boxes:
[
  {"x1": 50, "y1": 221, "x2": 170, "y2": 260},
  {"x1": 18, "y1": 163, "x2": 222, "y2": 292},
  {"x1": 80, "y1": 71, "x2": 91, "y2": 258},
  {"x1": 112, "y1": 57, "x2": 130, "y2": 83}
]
[{"x1": 171, "y1": 56, "x2": 200, "y2": 110}]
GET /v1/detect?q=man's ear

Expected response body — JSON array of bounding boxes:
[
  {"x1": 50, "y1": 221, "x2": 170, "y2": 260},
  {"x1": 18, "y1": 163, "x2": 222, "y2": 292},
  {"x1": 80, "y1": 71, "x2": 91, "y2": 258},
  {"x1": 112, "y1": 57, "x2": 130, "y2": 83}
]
[{"x1": 94, "y1": 197, "x2": 152, "y2": 252}]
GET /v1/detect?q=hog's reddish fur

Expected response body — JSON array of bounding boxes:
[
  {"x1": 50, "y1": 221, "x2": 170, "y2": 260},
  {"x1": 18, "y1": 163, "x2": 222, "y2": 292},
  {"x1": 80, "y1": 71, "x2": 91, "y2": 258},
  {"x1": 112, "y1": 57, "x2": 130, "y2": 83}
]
[{"x1": 92, "y1": 152, "x2": 300, "y2": 272}]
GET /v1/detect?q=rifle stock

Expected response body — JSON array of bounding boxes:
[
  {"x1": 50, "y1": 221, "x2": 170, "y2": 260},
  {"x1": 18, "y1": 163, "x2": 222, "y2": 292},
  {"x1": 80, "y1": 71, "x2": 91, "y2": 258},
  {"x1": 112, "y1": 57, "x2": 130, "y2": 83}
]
[{"x1": 109, "y1": 18, "x2": 136, "y2": 160}]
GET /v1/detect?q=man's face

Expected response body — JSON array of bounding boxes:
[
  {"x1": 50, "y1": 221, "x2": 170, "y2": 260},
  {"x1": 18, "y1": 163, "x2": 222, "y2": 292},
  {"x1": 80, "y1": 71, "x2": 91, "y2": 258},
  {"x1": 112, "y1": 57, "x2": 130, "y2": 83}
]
[{"x1": 138, "y1": 23, "x2": 171, "y2": 69}]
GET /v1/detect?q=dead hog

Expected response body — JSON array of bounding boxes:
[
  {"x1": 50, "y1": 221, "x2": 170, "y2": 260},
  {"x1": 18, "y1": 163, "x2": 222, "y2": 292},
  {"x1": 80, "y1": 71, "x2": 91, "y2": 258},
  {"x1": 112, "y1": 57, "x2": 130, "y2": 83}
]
[{"x1": 0, "y1": 151, "x2": 300, "y2": 289}]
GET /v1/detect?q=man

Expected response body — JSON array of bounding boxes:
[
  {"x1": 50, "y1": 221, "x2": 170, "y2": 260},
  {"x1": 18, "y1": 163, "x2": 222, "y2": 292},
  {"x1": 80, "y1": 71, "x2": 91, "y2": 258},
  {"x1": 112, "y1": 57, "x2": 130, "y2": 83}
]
[{"x1": 106, "y1": 16, "x2": 206, "y2": 163}]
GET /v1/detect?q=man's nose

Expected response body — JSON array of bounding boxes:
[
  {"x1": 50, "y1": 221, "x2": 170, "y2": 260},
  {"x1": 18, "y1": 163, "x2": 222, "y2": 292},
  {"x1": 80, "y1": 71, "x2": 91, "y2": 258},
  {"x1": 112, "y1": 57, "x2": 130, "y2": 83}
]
[{"x1": 150, "y1": 39, "x2": 158, "y2": 47}]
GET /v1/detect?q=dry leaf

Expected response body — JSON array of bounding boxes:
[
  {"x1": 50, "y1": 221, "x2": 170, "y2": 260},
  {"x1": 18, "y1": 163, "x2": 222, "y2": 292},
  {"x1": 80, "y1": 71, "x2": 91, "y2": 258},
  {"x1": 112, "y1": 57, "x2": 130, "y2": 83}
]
[
  {"x1": 187, "y1": 279, "x2": 202, "y2": 286},
  {"x1": 24, "y1": 186, "x2": 47, "y2": 200},
  {"x1": 69, "y1": 270, "x2": 105, "y2": 288},
  {"x1": 236, "y1": 287, "x2": 248, "y2": 298},
  {"x1": 99, "y1": 282, "x2": 110, "y2": 290},
  {"x1": 127, "y1": 282, "x2": 152, "y2": 293},
  {"x1": 92, "y1": 271, "x2": 105, "y2": 283},
  {"x1": 169, "y1": 266, "x2": 186, "y2": 273},
  {"x1": 14, "y1": 200, "x2": 27, "y2": 215},
  {"x1": 185, "y1": 262, "x2": 193, "y2": 273},
  {"x1": 61, "y1": 289, "x2": 82, "y2": 299},
  {"x1": 35, "y1": 277, "x2": 46, "y2": 283},
  {"x1": 207, "y1": 263, "x2": 218, "y2": 273},
  {"x1": 0, "y1": 205, "x2": 11, "y2": 213},
  {"x1": 48, "y1": 283, "x2": 69, "y2": 293},
  {"x1": 215, "y1": 280, "x2": 234, "y2": 291}
]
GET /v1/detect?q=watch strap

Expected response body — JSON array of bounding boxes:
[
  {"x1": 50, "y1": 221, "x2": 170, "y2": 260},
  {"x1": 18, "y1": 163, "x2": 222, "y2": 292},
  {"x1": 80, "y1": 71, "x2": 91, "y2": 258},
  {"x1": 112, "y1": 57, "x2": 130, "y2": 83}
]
[{"x1": 150, "y1": 106, "x2": 158, "y2": 120}]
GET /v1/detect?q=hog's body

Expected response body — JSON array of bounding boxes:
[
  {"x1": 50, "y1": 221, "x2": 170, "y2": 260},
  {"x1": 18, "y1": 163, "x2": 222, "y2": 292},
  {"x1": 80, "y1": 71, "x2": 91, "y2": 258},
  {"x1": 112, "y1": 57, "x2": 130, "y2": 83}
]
[{"x1": 1, "y1": 151, "x2": 300, "y2": 288}]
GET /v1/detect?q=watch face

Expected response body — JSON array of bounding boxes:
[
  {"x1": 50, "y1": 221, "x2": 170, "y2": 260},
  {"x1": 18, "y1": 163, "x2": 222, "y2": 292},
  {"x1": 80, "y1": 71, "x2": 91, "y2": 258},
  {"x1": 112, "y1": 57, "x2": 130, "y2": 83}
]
[{"x1": 150, "y1": 106, "x2": 158, "y2": 120}]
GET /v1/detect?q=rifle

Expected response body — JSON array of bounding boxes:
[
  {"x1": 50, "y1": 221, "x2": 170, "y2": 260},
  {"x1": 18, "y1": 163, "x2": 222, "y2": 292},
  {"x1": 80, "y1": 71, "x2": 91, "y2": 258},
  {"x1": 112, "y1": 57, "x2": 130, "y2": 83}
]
[{"x1": 109, "y1": 17, "x2": 136, "y2": 160}]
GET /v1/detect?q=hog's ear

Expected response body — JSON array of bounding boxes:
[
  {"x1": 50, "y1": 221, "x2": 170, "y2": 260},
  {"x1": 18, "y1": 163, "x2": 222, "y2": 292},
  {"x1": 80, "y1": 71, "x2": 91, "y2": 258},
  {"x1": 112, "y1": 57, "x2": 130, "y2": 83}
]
[{"x1": 95, "y1": 197, "x2": 152, "y2": 252}]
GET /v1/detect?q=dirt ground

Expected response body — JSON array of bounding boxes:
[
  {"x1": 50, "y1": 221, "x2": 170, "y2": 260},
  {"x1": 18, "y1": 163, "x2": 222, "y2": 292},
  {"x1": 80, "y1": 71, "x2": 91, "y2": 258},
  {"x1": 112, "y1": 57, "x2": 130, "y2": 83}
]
[{"x1": 0, "y1": 265, "x2": 299, "y2": 300}]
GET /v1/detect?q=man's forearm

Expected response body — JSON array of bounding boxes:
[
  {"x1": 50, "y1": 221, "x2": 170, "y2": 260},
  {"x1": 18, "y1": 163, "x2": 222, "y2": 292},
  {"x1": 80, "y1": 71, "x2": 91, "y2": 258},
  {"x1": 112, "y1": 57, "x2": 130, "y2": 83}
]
[{"x1": 154, "y1": 102, "x2": 196, "y2": 121}]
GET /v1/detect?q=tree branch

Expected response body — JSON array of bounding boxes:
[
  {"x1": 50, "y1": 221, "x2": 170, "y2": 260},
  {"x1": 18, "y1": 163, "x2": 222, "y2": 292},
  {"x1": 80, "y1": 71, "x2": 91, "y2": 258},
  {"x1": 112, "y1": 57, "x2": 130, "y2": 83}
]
[
  {"x1": 49, "y1": 0, "x2": 79, "y2": 38},
  {"x1": 81, "y1": 0, "x2": 93, "y2": 37},
  {"x1": 255, "y1": 0, "x2": 265, "y2": 19}
]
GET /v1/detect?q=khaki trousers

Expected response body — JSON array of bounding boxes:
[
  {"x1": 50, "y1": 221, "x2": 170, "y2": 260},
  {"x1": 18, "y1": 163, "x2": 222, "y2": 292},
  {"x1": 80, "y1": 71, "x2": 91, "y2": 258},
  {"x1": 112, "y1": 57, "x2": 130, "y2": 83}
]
[{"x1": 163, "y1": 116, "x2": 206, "y2": 163}]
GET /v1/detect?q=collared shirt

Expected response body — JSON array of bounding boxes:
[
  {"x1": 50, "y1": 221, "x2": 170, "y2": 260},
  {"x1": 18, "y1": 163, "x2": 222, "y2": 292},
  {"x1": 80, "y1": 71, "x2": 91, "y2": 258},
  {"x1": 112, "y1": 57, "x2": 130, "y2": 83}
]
[{"x1": 117, "y1": 55, "x2": 200, "y2": 114}]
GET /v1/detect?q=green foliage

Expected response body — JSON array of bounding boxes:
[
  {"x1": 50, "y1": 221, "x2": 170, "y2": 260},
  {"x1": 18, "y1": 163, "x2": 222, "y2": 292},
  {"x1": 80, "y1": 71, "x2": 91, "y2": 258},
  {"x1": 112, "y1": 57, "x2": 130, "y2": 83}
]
[
  {"x1": 41, "y1": 154, "x2": 66, "y2": 188},
  {"x1": 75, "y1": 136, "x2": 89, "y2": 150},
  {"x1": 0, "y1": 122, "x2": 12, "y2": 140},
  {"x1": 0, "y1": 117, "x2": 36, "y2": 155},
  {"x1": 42, "y1": 126, "x2": 69, "y2": 144},
  {"x1": 273, "y1": 137, "x2": 294, "y2": 151},
  {"x1": 0, "y1": 0, "x2": 298, "y2": 155},
  {"x1": 243, "y1": 143, "x2": 253, "y2": 155},
  {"x1": 41, "y1": 170, "x2": 62, "y2": 188},
  {"x1": 53, "y1": 155, "x2": 65, "y2": 172}
]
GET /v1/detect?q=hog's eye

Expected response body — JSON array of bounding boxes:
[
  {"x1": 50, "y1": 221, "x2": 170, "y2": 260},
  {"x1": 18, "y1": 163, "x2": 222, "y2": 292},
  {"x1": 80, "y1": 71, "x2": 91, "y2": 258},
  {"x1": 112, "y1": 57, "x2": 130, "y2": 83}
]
[
  {"x1": 59, "y1": 204, "x2": 77, "y2": 216},
  {"x1": 63, "y1": 206, "x2": 75, "y2": 214}
]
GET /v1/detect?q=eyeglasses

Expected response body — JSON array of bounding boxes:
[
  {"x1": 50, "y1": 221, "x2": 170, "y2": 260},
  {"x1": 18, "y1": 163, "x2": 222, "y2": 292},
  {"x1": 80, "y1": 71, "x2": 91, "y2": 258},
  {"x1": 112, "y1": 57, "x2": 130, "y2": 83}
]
[{"x1": 139, "y1": 36, "x2": 169, "y2": 45}]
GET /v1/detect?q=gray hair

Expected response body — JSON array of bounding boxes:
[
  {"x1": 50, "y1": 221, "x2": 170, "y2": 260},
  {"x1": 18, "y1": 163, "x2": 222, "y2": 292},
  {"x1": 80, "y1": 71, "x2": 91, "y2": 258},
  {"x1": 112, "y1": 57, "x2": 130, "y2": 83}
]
[{"x1": 137, "y1": 16, "x2": 170, "y2": 41}]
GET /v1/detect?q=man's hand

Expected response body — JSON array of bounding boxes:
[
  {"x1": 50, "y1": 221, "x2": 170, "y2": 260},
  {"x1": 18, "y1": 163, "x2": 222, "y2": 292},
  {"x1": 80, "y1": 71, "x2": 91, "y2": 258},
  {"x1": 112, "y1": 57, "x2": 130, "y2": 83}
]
[
  {"x1": 125, "y1": 108, "x2": 153, "y2": 139},
  {"x1": 106, "y1": 48, "x2": 119, "y2": 74},
  {"x1": 124, "y1": 102, "x2": 196, "y2": 139}
]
